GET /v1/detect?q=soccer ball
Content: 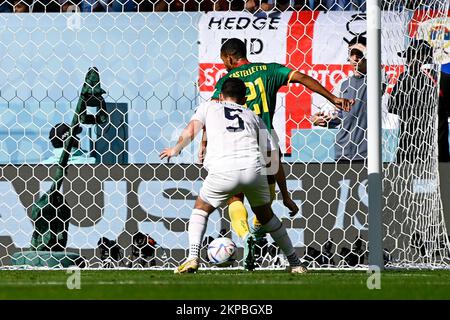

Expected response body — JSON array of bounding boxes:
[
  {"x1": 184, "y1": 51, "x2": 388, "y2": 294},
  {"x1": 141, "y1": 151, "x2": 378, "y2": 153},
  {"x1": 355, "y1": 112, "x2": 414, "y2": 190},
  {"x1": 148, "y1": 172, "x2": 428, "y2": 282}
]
[{"x1": 207, "y1": 237, "x2": 236, "y2": 267}]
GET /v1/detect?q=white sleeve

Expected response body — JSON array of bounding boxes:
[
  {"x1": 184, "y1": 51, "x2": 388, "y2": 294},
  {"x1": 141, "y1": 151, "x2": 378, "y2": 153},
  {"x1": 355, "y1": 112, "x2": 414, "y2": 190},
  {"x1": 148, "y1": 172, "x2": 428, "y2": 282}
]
[{"x1": 190, "y1": 103, "x2": 208, "y2": 125}]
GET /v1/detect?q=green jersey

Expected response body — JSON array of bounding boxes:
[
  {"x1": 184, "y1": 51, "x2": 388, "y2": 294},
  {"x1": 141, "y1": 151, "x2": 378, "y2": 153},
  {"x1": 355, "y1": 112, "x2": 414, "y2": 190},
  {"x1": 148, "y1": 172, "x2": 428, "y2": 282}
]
[{"x1": 211, "y1": 62, "x2": 292, "y2": 130}]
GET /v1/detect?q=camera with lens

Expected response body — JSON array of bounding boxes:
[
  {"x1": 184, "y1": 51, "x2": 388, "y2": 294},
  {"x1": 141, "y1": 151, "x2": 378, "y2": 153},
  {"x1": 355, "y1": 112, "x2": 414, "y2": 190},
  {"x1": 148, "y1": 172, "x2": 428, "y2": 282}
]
[
  {"x1": 126, "y1": 232, "x2": 158, "y2": 268},
  {"x1": 97, "y1": 237, "x2": 123, "y2": 268},
  {"x1": 340, "y1": 237, "x2": 366, "y2": 267}
]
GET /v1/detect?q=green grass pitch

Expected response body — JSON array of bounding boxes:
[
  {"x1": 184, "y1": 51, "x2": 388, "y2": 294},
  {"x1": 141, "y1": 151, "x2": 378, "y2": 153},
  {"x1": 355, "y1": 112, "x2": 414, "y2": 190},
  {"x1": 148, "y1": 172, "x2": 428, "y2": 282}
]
[{"x1": 1, "y1": 270, "x2": 450, "y2": 300}]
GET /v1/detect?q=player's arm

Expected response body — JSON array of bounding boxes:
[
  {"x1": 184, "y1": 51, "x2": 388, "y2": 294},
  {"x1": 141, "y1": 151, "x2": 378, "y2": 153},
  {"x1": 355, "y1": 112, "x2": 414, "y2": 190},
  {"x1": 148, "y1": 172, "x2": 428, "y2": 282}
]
[
  {"x1": 263, "y1": 126, "x2": 298, "y2": 216},
  {"x1": 160, "y1": 119, "x2": 204, "y2": 162},
  {"x1": 198, "y1": 97, "x2": 220, "y2": 164},
  {"x1": 198, "y1": 127, "x2": 207, "y2": 164},
  {"x1": 288, "y1": 70, "x2": 353, "y2": 112},
  {"x1": 256, "y1": 117, "x2": 299, "y2": 216},
  {"x1": 274, "y1": 151, "x2": 299, "y2": 217},
  {"x1": 197, "y1": 82, "x2": 222, "y2": 163},
  {"x1": 311, "y1": 80, "x2": 344, "y2": 128},
  {"x1": 272, "y1": 143, "x2": 299, "y2": 216}
]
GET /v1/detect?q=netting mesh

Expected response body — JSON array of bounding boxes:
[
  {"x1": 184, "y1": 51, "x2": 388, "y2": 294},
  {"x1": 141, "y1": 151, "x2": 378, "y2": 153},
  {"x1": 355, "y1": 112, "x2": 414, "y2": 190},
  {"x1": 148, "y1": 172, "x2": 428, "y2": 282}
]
[
  {"x1": 382, "y1": 0, "x2": 450, "y2": 267},
  {"x1": 0, "y1": 0, "x2": 449, "y2": 269}
]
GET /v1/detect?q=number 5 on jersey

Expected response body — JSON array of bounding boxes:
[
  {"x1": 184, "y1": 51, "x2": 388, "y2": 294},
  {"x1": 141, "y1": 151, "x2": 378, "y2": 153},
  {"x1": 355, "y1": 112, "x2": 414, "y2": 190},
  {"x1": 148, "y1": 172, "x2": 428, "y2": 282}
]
[{"x1": 224, "y1": 107, "x2": 245, "y2": 132}]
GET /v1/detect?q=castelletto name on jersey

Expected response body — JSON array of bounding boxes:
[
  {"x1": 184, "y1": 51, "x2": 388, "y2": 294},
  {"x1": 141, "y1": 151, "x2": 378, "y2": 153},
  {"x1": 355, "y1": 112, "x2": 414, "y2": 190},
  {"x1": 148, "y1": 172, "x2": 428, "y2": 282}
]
[
  {"x1": 229, "y1": 65, "x2": 268, "y2": 78},
  {"x1": 207, "y1": 15, "x2": 281, "y2": 30}
]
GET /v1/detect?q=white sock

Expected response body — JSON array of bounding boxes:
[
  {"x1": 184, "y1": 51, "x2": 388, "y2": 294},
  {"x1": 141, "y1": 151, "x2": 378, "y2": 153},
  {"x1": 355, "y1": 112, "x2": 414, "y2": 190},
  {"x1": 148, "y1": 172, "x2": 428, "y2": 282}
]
[
  {"x1": 262, "y1": 215, "x2": 301, "y2": 266},
  {"x1": 188, "y1": 208, "x2": 209, "y2": 260}
]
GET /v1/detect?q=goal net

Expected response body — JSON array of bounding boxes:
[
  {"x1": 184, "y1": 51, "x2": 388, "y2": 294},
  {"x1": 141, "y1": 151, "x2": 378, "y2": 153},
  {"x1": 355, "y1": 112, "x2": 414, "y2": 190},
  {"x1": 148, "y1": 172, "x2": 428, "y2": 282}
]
[
  {"x1": 0, "y1": 0, "x2": 449, "y2": 269},
  {"x1": 381, "y1": 1, "x2": 450, "y2": 268}
]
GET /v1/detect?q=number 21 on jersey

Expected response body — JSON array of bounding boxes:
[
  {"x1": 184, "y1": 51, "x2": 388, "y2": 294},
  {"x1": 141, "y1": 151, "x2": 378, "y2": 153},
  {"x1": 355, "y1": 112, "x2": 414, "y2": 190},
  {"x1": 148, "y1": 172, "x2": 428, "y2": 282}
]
[{"x1": 244, "y1": 77, "x2": 269, "y2": 115}]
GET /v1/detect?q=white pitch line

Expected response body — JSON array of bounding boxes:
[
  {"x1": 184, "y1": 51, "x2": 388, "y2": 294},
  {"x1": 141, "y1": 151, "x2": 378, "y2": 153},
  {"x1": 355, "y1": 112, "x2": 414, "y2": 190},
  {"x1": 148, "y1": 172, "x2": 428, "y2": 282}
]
[
  {"x1": 0, "y1": 281, "x2": 65, "y2": 286},
  {"x1": 0, "y1": 280, "x2": 310, "y2": 286}
]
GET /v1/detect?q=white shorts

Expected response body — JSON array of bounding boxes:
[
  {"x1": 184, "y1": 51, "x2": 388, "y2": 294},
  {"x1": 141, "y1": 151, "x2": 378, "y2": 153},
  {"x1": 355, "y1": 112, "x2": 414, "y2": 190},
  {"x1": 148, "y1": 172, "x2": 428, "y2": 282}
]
[{"x1": 199, "y1": 167, "x2": 271, "y2": 208}]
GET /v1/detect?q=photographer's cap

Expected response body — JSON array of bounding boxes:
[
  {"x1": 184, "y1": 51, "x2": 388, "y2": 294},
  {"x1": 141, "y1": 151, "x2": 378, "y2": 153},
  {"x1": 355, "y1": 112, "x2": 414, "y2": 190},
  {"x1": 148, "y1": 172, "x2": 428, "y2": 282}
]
[{"x1": 347, "y1": 35, "x2": 367, "y2": 58}]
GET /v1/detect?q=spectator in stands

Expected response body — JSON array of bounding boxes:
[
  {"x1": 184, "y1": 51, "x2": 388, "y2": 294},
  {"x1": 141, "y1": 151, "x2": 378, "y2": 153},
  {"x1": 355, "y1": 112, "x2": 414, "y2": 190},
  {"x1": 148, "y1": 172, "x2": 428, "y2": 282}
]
[
  {"x1": 0, "y1": 1, "x2": 12, "y2": 12},
  {"x1": 81, "y1": 0, "x2": 137, "y2": 12},
  {"x1": 4, "y1": 0, "x2": 81, "y2": 12},
  {"x1": 387, "y1": 39, "x2": 437, "y2": 164},
  {"x1": 28, "y1": 0, "x2": 62, "y2": 12},
  {"x1": 311, "y1": 35, "x2": 367, "y2": 162},
  {"x1": 135, "y1": 0, "x2": 216, "y2": 12},
  {"x1": 13, "y1": 0, "x2": 31, "y2": 12},
  {"x1": 245, "y1": 0, "x2": 265, "y2": 12},
  {"x1": 246, "y1": 0, "x2": 307, "y2": 13},
  {"x1": 133, "y1": 0, "x2": 164, "y2": 11},
  {"x1": 301, "y1": 0, "x2": 316, "y2": 9},
  {"x1": 214, "y1": 0, "x2": 245, "y2": 11},
  {"x1": 42, "y1": 123, "x2": 96, "y2": 164},
  {"x1": 318, "y1": 0, "x2": 366, "y2": 11},
  {"x1": 272, "y1": 0, "x2": 292, "y2": 11},
  {"x1": 60, "y1": 0, "x2": 81, "y2": 11}
]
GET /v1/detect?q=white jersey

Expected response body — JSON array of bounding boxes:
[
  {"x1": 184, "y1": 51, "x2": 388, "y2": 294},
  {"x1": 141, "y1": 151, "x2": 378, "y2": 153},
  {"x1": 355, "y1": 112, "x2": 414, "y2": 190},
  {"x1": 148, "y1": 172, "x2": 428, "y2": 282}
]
[{"x1": 191, "y1": 101, "x2": 275, "y2": 174}]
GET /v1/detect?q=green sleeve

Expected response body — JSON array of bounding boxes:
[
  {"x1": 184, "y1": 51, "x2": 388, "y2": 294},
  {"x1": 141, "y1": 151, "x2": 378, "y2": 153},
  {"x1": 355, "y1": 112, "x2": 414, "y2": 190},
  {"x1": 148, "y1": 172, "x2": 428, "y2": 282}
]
[
  {"x1": 270, "y1": 63, "x2": 293, "y2": 87},
  {"x1": 211, "y1": 76, "x2": 226, "y2": 100}
]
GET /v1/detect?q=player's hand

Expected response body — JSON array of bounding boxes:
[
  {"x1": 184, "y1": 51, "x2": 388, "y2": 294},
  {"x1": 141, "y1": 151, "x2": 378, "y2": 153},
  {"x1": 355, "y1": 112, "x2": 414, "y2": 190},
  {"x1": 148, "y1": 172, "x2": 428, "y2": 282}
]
[
  {"x1": 283, "y1": 197, "x2": 299, "y2": 217},
  {"x1": 333, "y1": 97, "x2": 354, "y2": 112},
  {"x1": 160, "y1": 147, "x2": 179, "y2": 162},
  {"x1": 310, "y1": 112, "x2": 331, "y2": 127}
]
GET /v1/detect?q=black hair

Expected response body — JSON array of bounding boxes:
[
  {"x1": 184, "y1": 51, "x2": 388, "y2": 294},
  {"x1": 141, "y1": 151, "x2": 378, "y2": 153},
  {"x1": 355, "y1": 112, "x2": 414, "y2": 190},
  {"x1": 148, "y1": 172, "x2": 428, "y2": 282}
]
[
  {"x1": 221, "y1": 78, "x2": 247, "y2": 100},
  {"x1": 348, "y1": 35, "x2": 367, "y2": 47},
  {"x1": 220, "y1": 38, "x2": 247, "y2": 59}
]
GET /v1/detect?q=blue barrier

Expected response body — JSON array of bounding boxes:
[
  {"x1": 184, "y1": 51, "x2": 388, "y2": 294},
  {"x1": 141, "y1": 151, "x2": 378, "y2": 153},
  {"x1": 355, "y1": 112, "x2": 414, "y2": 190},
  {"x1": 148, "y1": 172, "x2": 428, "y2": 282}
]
[{"x1": 285, "y1": 128, "x2": 399, "y2": 163}]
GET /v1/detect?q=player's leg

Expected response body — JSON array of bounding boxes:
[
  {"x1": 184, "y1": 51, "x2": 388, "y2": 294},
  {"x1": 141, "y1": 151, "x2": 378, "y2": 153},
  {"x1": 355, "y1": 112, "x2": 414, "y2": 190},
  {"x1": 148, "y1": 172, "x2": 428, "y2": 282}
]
[
  {"x1": 251, "y1": 175, "x2": 276, "y2": 236},
  {"x1": 252, "y1": 135, "x2": 298, "y2": 236},
  {"x1": 175, "y1": 173, "x2": 232, "y2": 274},
  {"x1": 227, "y1": 193, "x2": 250, "y2": 239},
  {"x1": 244, "y1": 171, "x2": 306, "y2": 273},
  {"x1": 188, "y1": 197, "x2": 216, "y2": 260},
  {"x1": 227, "y1": 193, "x2": 256, "y2": 271},
  {"x1": 175, "y1": 197, "x2": 216, "y2": 274},
  {"x1": 248, "y1": 175, "x2": 275, "y2": 269},
  {"x1": 251, "y1": 203, "x2": 307, "y2": 273}
]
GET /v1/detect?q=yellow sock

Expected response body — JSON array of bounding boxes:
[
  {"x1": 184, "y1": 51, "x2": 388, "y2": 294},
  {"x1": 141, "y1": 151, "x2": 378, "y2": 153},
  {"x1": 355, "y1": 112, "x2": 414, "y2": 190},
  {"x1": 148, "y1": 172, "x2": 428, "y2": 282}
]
[
  {"x1": 252, "y1": 183, "x2": 276, "y2": 228},
  {"x1": 269, "y1": 183, "x2": 276, "y2": 203},
  {"x1": 229, "y1": 201, "x2": 250, "y2": 239}
]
